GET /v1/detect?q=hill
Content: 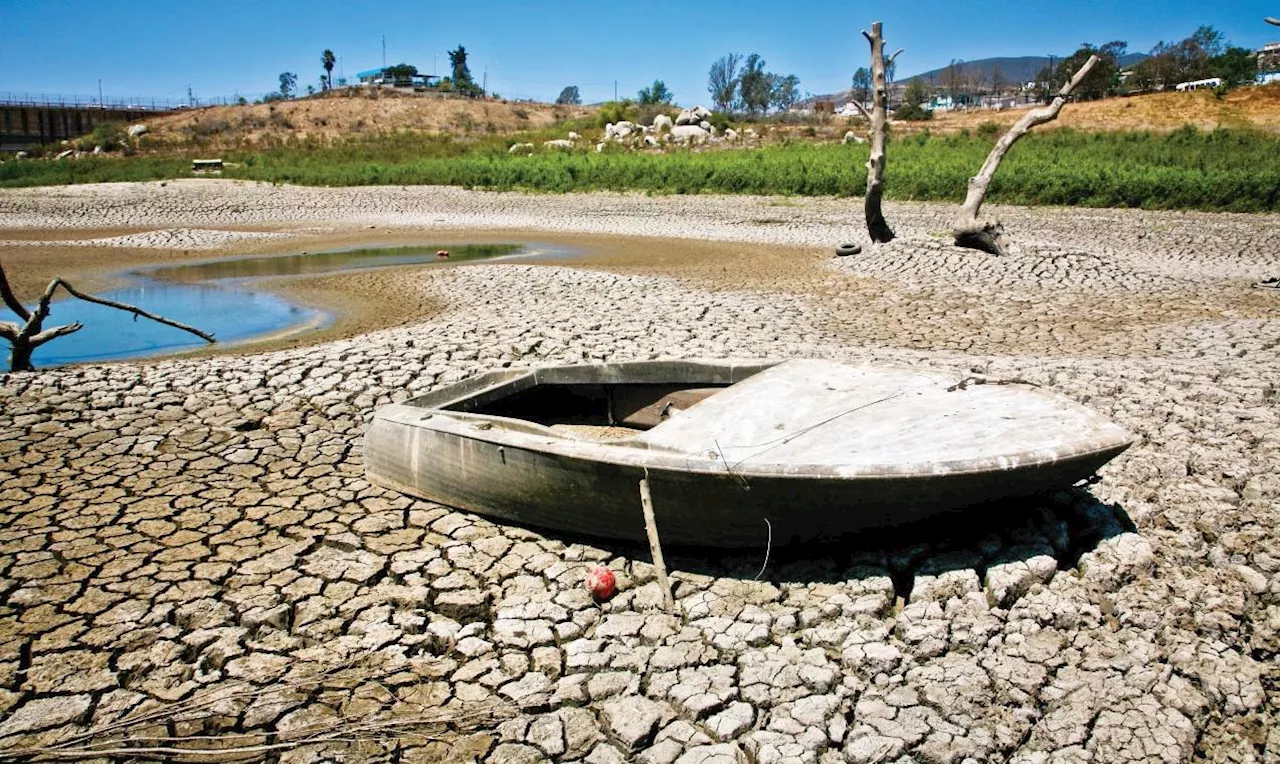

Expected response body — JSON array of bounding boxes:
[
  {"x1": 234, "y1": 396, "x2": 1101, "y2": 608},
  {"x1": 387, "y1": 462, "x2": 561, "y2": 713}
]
[
  {"x1": 911, "y1": 83, "x2": 1280, "y2": 134},
  {"x1": 807, "y1": 53, "x2": 1148, "y2": 105},
  {"x1": 132, "y1": 93, "x2": 591, "y2": 150},
  {"x1": 905, "y1": 53, "x2": 1148, "y2": 88}
]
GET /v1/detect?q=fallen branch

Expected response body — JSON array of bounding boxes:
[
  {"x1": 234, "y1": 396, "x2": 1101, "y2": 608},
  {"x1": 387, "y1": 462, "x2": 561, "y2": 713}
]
[
  {"x1": 1268, "y1": 16, "x2": 1280, "y2": 25},
  {"x1": 0, "y1": 261, "x2": 214, "y2": 371},
  {"x1": 860, "y1": 22, "x2": 902, "y2": 243},
  {"x1": 952, "y1": 55, "x2": 1100, "y2": 255}
]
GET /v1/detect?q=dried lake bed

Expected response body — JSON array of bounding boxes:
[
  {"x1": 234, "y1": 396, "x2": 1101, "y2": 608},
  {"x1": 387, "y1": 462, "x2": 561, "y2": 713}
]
[{"x1": 0, "y1": 180, "x2": 1277, "y2": 762}]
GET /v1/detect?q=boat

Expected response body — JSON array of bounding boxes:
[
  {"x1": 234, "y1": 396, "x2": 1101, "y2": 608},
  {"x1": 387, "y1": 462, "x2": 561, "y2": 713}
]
[{"x1": 363, "y1": 359, "x2": 1132, "y2": 547}]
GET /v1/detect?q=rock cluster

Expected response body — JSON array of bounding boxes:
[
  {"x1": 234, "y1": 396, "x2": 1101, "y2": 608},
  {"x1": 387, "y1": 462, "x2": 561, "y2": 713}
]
[{"x1": 0, "y1": 181, "x2": 1277, "y2": 761}]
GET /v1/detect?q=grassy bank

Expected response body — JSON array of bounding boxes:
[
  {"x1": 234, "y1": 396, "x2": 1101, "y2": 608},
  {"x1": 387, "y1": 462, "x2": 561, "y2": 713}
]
[{"x1": 3, "y1": 127, "x2": 1279, "y2": 212}]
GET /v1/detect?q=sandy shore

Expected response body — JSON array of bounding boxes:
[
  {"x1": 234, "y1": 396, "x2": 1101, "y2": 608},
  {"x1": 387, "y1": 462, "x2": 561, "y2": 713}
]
[{"x1": 1, "y1": 181, "x2": 1278, "y2": 762}]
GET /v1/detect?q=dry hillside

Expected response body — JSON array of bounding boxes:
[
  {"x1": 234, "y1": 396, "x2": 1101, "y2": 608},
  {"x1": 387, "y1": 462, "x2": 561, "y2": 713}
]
[
  {"x1": 920, "y1": 83, "x2": 1280, "y2": 134},
  {"x1": 134, "y1": 92, "x2": 593, "y2": 149}
]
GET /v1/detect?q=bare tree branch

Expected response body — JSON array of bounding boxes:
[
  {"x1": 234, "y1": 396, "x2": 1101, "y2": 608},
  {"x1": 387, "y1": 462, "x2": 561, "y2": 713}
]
[
  {"x1": 1, "y1": 262, "x2": 216, "y2": 372},
  {"x1": 952, "y1": 55, "x2": 1100, "y2": 255},
  {"x1": 0, "y1": 261, "x2": 31, "y2": 321},
  {"x1": 30, "y1": 322, "x2": 84, "y2": 348},
  {"x1": 861, "y1": 21, "x2": 897, "y2": 243},
  {"x1": 848, "y1": 100, "x2": 871, "y2": 121},
  {"x1": 52, "y1": 279, "x2": 216, "y2": 343}
]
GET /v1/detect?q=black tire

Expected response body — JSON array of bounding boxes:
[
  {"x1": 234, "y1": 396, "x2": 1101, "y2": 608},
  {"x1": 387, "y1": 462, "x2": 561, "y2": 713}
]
[{"x1": 835, "y1": 242, "x2": 862, "y2": 257}]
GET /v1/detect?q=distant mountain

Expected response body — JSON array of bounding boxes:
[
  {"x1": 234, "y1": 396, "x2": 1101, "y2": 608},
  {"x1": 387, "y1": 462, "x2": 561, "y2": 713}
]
[
  {"x1": 903, "y1": 53, "x2": 1148, "y2": 88},
  {"x1": 803, "y1": 52, "x2": 1148, "y2": 106}
]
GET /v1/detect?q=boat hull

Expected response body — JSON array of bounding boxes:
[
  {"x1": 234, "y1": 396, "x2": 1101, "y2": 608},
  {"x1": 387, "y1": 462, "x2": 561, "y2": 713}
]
[{"x1": 364, "y1": 413, "x2": 1128, "y2": 547}]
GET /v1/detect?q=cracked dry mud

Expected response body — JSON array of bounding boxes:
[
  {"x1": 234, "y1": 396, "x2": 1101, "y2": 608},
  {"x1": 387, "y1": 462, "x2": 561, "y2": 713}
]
[{"x1": 0, "y1": 182, "x2": 1277, "y2": 763}]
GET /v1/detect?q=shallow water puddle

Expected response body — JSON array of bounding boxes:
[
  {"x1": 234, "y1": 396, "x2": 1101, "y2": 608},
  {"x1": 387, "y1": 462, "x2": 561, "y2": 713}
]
[{"x1": 26, "y1": 243, "x2": 540, "y2": 367}]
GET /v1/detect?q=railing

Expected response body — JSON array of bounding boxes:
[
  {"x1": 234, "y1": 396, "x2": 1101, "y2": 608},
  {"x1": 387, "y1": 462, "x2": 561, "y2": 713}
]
[{"x1": 0, "y1": 92, "x2": 271, "y2": 111}]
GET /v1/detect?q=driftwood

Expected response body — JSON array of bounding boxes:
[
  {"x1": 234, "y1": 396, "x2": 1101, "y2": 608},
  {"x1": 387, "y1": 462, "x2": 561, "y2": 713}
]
[
  {"x1": 952, "y1": 55, "x2": 1100, "y2": 256},
  {"x1": 1, "y1": 261, "x2": 215, "y2": 372},
  {"x1": 857, "y1": 22, "x2": 903, "y2": 243},
  {"x1": 639, "y1": 476, "x2": 676, "y2": 614}
]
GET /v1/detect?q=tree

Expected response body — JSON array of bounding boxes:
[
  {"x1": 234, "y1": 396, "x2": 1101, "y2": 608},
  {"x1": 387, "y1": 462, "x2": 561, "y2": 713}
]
[
  {"x1": 1213, "y1": 46, "x2": 1258, "y2": 85},
  {"x1": 854, "y1": 21, "x2": 902, "y2": 244},
  {"x1": 943, "y1": 59, "x2": 965, "y2": 103},
  {"x1": 1, "y1": 261, "x2": 213, "y2": 372},
  {"x1": 556, "y1": 85, "x2": 582, "y2": 105},
  {"x1": 991, "y1": 65, "x2": 1006, "y2": 96},
  {"x1": 321, "y1": 49, "x2": 336, "y2": 90},
  {"x1": 448, "y1": 46, "x2": 476, "y2": 92},
  {"x1": 953, "y1": 56, "x2": 1100, "y2": 256},
  {"x1": 1055, "y1": 44, "x2": 1118, "y2": 100},
  {"x1": 852, "y1": 67, "x2": 872, "y2": 105},
  {"x1": 384, "y1": 63, "x2": 419, "y2": 86},
  {"x1": 770, "y1": 74, "x2": 801, "y2": 113},
  {"x1": 896, "y1": 77, "x2": 932, "y2": 120},
  {"x1": 637, "y1": 79, "x2": 674, "y2": 105},
  {"x1": 739, "y1": 53, "x2": 771, "y2": 115},
  {"x1": 708, "y1": 53, "x2": 743, "y2": 112},
  {"x1": 278, "y1": 72, "x2": 297, "y2": 99}
]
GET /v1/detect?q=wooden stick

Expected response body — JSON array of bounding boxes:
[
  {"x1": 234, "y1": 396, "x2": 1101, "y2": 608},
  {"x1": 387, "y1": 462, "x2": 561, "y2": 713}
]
[{"x1": 639, "y1": 476, "x2": 675, "y2": 614}]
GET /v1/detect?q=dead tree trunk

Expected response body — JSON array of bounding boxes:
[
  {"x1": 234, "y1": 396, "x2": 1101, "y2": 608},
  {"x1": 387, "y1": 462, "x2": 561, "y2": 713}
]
[
  {"x1": 860, "y1": 22, "x2": 903, "y2": 243},
  {"x1": 1, "y1": 261, "x2": 215, "y2": 372},
  {"x1": 952, "y1": 55, "x2": 1099, "y2": 256}
]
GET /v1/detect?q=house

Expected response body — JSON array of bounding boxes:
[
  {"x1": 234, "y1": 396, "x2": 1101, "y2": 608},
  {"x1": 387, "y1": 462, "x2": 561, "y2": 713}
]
[{"x1": 355, "y1": 67, "x2": 440, "y2": 88}]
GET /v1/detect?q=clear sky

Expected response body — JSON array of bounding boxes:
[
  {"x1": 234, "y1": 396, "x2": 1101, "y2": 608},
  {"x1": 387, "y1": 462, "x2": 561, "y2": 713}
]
[{"x1": 1, "y1": 0, "x2": 1276, "y2": 106}]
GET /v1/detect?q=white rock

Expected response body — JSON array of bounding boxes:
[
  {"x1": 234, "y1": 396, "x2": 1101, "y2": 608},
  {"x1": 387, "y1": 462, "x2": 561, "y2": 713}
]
[
  {"x1": 652, "y1": 114, "x2": 674, "y2": 132},
  {"x1": 127, "y1": 123, "x2": 149, "y2": 137},
  {"x1": 544, "y1": 139, "x2": 575, "y2": 150},
  {"x1": 670, "y1": 125, "x2": 710, "y2": 144}
]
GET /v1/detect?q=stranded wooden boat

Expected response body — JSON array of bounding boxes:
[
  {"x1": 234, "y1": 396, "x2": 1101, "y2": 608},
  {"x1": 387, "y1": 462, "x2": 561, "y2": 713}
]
[{"x1": 364, "y1": 359, "x2": 1132, "y2": 547}]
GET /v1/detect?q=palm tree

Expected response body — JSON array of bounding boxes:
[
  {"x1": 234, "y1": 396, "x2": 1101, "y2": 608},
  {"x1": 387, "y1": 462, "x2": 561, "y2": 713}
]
[{"x1": 322, "y1": 49, "x2": 336, "y2": 91}]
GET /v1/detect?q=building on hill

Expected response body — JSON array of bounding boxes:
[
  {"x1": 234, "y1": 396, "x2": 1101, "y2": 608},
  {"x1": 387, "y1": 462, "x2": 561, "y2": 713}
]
[
  {"x1": 1259, "y1": 42, "x2": 1280, "y2": 73},
  {"x1": 356, "y1": 67, "x2": 440, "y2": 89}
]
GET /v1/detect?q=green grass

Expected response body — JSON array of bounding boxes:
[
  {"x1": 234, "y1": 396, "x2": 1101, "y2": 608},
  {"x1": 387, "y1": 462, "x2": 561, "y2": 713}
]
[{"x1": 5, "y1": 126, "x2": 1279, "y2": 213}]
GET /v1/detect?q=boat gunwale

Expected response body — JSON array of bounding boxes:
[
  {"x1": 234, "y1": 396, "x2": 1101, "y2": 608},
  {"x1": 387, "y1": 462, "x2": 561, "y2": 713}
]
[{"x1": 371, "y1": 405, "x2": 1133, "y2": 481}]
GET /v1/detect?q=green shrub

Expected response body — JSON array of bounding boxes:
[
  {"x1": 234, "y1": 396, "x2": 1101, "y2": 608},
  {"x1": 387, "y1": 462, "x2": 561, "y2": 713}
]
[{"x1": 977, "y1": 121, "x2": 999, "y2": 139}]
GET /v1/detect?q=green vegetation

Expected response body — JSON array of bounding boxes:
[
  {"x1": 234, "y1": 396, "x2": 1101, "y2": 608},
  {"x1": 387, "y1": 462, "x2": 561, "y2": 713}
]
[{"x1": 4, "y1": 126, "x2": 1279, "y2": 213}]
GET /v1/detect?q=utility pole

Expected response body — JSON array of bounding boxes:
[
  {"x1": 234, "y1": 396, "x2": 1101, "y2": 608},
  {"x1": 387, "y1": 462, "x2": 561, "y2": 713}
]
[
  {"x1": 97, "y1": 78, "x2": 103, "y2": 106},
  {"x1": 614, "y1": 80, "x2": 618, "y2": 101},
  {"x1": 382, "y1": 35, "x2": 386, "y2": 68}
]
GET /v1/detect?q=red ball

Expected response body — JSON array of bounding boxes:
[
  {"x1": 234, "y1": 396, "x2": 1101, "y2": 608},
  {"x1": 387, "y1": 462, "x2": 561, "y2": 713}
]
[{"x1": 585, "y1": 566, "x2": 617, "y2": 601}]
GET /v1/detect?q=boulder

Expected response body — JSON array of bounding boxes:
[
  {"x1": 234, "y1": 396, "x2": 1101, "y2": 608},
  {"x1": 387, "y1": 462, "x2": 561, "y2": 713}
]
[
  {"x1": 670, "y1": 125, "x2": 711, "y2": 144},
  {"x1": 127, "y1": 124, "x2": 149, "y2": 137},
  {"x1": 724, "y1": 129, "x2": 740, "y2": 142},
  {"x1": 508, "y1": 143, "x2": 534, "y2": 155},
  {"x1": 543, "y1": 139, "x2": 575, "y2": 150},
  {"x1": 652, "y1": 114, "x2": 674, "y2": 133},
  {"x1": 643, "y1": 135, "x2": 658, "y2": 147},
  {"x1": 676, "y1": 105, "x2": 713, "y2": 126},
  {"x1": 567, "y1": 131, "x2": 581, "y2": 141},
  {"x1": 14, "y1": 151, "x2": 28, "y2": 160},
  {"x1": 842, "y1": 130, "x2": 864, "y2": 145}
]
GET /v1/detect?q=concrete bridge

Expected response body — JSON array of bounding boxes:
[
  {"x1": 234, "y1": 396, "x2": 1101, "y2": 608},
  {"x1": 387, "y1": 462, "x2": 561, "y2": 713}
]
[{"x1": 0, "y1": 102, "x2": 173, "y2": 152}]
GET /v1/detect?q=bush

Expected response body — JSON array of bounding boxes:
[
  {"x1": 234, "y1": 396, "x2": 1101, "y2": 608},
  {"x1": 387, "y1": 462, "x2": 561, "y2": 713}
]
[
  {"x1": 977, "y1": 121, "x2": 1000, "y2": 139},
  {"x1": 597, "y1": 100, "x2": 637, "y2": 127},
  {"x1": 894, "y1": 103, "x2": 932, "y2": 121}
]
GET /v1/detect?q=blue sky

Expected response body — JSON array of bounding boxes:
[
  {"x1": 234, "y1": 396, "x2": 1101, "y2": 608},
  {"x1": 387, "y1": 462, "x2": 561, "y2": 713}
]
[{"x1": 1, "y1": 0, "x2": 1276, "y2": 105}]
